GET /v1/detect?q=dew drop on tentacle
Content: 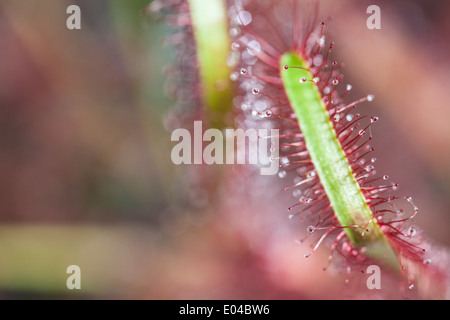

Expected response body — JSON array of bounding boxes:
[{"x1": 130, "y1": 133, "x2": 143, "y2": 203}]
[
  {"x1": 367, "y1": 94, "x2": 375, "y2": 102},
  {"x1": 293, "y1": 189, "x2": 302, "y2": 198},
  {"x1": 229, "y1": 27, "x2": 240, "y2": 37},
  {"x1": 278, "y1": 170, "x2": 287, "y2": 178},
  {"x1": 246, "y1": 40, "x2": 261, "y2": 56},
  {"x1": 333, "y1": 114, "x2": 340, "y2": 122},
  {"x1": 230, "y1": 72, "x2": 239, "y2": 81},
  {"x1": 307, "y1": 225, "x2": 315, "y2": 233},
  {"x1": 318, "y1": 35, "x2": 325, "y2": 47},
  {"x1": 313, "y1": 55, "x2": 323, "y2": 66},
  {"x1": 237, "y1": 10, "x2": 252, "y2": 26},
  {"x1": 240, "y1": 67, "x2": 248, "y2": 75}
]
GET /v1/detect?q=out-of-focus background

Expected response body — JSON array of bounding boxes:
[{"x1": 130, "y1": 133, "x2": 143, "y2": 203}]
[{"x1": 0, "y1": 0, "x2": 449, "y2": 299}]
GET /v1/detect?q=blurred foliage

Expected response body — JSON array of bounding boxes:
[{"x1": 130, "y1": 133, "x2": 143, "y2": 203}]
[{"x1": 0, "y1": 0, "x2": 180, "y2": 296}]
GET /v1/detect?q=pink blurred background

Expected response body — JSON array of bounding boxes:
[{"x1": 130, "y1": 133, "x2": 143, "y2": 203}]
[{"x1": 0, "y1": 0, "x2": 449, "y2": 299}]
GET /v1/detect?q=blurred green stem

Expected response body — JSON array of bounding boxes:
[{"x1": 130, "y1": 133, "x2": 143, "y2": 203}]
[{"x1": 188, "y1": 0, "x2": 233, "y2": 128}]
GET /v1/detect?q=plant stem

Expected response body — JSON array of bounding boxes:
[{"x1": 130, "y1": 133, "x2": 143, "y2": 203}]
[
  {"x1": 188, "y1": 0, "x2": 233, "y2": 128},
  {"x1": 280, "y1": 52, "x2": 398, "y2": 269}
]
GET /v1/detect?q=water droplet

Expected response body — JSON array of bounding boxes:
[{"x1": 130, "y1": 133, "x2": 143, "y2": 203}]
[
  {"x1": 148, "y1": 1, "x2": 163, "y2": 13},
  {"x1": 383, "y1": 175, "x2": 389, "y2": 180},
  {"x1": 305, "y1": 198, "x2": 312, "y2": 204},
  {"x1": 313, "y1": 77, "x2": 320, "y2": 84},
  {"x1": 265, "y1": 110, "x2": 272, "y2": 117},
  {"x1": 283, "y1": 65, "x2": 289, "y2": 70},
  {"x1": 371, "y1": 116, "x2": 379, "y2": 123},
  {"x1": 288, "y1": 214, "x2": 295, "y2": 219},
  {"x1": 367, "y1": 94, "x2": 375, "y2": 102},
  {"x1": 313, "y1": 55, "x2": 323, "y2": 66},
  {"x1": 300, "y1": 77, "x2": 306, "y2": 83},
  {"x1": 392, "y1": 183, "x2": 399, "y2": 191},
  {"x1": 230, "y1": 72, "x2": 239, "y2": 81},
  {"x1": 408, "y1": 283, "x2": 414, "y2": 290},
  {"x1": 365, "y1": 165, "x2": 374, "y2": 172},
  {"x1": 231, "y1": 42, "x2": 240, "y2": 50},
  {"x1": 332, "y1": 78, "x2": 339, "y2": 85},
  {"x1": 371, "y1": 157, "x2": 377, "y2": 163},
  {"x1": 246, "y1": 40, "x2": 261, "y2": 56},
  {"x1": 252, "y1": 88, "x2": 260, "y2": 94},
  {"x1": 278, "y1": 170, "x2": 287, "y2": 178},
  {"x1": 333, "y1": 114, "x2": 340, "y2": 122},
  {"x1": 346, "y1": 114, "x2": 354, "y2": 122},
  {"x1": 423, "y1": 259, "x2": 432, "y2": 265},
  {"x1": 332, "y1": 61, "x2": 338, "y2": 66},
  {"x1": 229, "y1": 27, "x2": 240, "y2": 37},
  {"x1": 240, "y1": 68, "x2": 248, "y2": 75},
  {"x1": 323, "y1": 86, "x2": 331, "y2": 95},
  {"x1": 237, "y1": 10, "x2": 252, "y2": 26},
  {"x1": 358, "y1": 129, "x2": 366, "y2": 136},
  {"x1": 304, "y1": 254, "x2": 310, "y2": 258},
  {"x1": 293, "y1": 189, "x2": 302, "y2": 198},
  {"x1": 346, "y1": 84, "x2": 353, "y2": 91},
  {"x1": 407, "y1": 196, "x2": 413, "y2": 202},
  {"x1": 409, "y1": 227, "x2": 416, "y2": 236},
  {"x1": 318, "y1": 35, "x2": 325, "y2": 47},
  {"x1": 307, "y1": 225, "x2": 315, "y2": 233}
]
